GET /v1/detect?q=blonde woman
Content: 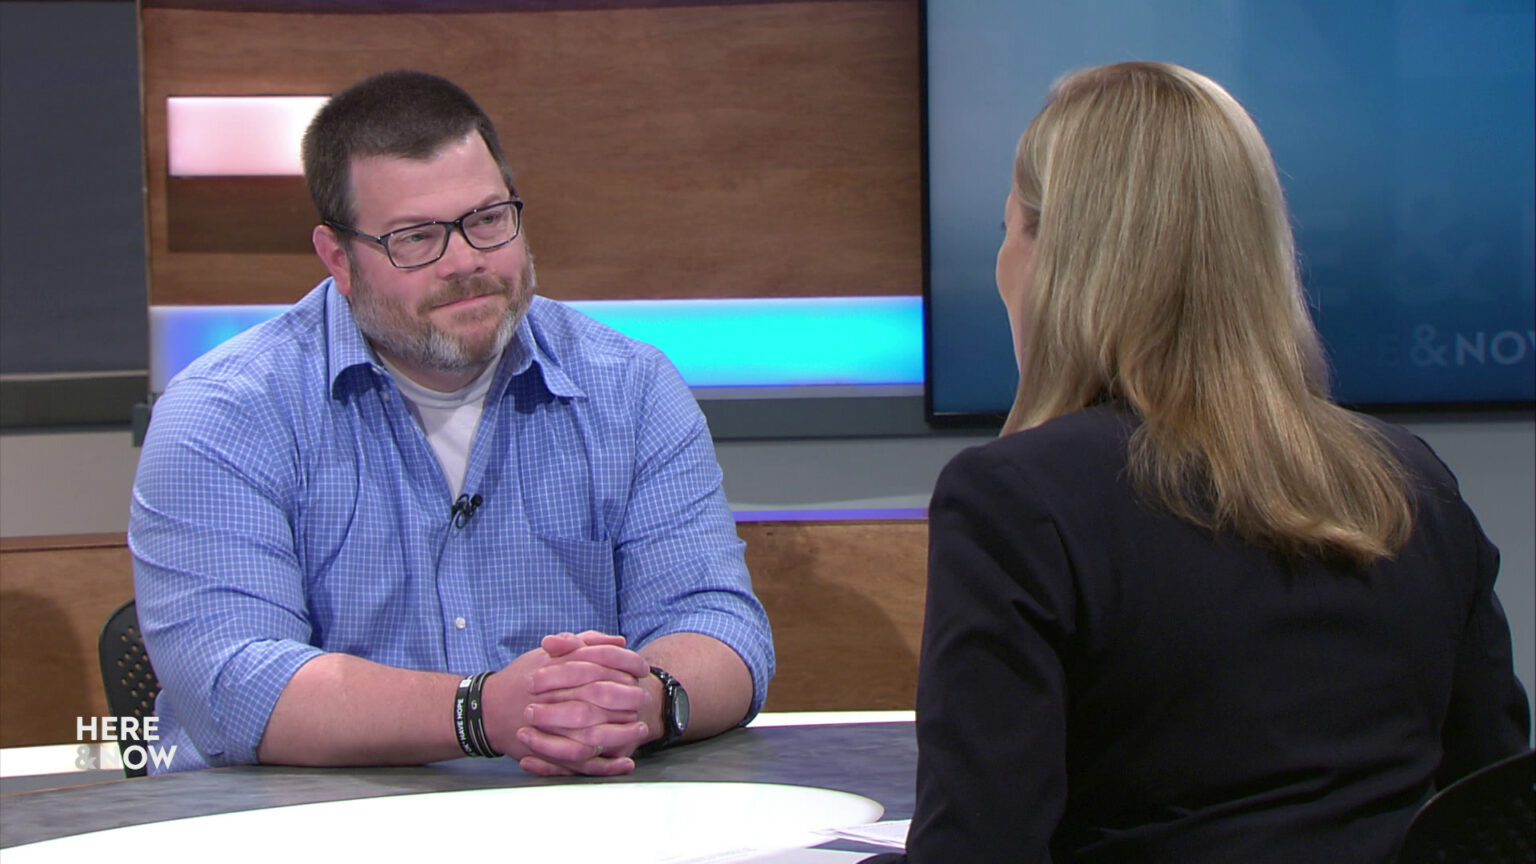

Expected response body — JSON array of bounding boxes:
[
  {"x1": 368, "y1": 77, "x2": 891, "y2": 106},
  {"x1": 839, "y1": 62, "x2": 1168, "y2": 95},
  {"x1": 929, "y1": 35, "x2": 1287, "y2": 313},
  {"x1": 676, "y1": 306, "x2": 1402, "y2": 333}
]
[{"x1": 867, "y1": 62, "x2": 1529, "y2": 863}]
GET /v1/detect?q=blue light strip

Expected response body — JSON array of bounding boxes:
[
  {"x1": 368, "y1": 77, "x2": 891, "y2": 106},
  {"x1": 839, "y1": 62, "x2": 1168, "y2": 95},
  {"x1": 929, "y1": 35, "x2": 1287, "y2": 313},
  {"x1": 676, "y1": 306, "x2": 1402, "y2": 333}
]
[
  {"x1": 576, "y1": 297, "x2": 922, "y2": 387},
  {"x1": 149, "y1": 296, "x2": 923, "y2": 393}
]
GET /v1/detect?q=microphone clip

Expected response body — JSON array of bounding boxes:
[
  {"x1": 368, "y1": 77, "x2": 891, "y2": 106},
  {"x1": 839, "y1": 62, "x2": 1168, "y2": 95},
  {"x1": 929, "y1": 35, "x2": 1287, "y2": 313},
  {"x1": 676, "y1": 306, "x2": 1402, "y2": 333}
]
[{"x1": 451, "y1": 493, "x2": 483, "y2": 529}]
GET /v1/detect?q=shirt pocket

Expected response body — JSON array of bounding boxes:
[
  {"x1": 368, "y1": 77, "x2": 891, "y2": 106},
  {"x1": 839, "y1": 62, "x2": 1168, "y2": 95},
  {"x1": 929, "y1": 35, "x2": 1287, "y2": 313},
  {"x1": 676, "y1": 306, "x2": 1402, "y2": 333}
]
[
  {"x1": 515, "y1": 405, "x2": 604, "y2": 542},
  {"x1": 493, "y1": 533, "x2": 619, "y2": 650}
]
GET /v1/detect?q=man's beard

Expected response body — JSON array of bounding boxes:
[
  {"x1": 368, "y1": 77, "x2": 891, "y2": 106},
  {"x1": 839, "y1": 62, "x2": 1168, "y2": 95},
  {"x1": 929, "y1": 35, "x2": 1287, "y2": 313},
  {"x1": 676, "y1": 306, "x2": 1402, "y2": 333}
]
[{"x1": 347, "y1": 256, "x2": 534, "y2": 376}]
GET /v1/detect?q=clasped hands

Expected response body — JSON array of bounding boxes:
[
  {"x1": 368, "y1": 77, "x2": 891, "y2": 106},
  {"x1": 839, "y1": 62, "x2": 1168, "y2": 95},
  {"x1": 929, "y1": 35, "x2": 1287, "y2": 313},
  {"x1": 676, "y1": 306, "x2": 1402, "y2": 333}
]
[{"x1": 483, "y1": 631, "x2": 657, "y2": 776}]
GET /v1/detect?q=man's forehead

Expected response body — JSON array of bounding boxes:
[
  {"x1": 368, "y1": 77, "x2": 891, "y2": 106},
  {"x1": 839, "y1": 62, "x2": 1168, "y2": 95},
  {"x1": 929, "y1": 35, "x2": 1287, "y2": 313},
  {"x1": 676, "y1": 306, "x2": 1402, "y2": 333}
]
[
  {"x1": 347, "y1": 133, "x2": 505, "y2": 223},
  {"x1": 347, "y1": 132, "x2": 500, "y2": 182}
]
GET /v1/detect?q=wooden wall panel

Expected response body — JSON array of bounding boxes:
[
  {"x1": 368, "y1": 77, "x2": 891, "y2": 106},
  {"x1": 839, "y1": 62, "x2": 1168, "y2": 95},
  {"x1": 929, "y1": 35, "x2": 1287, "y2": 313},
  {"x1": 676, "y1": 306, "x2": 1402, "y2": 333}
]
[
  {"x1": 741, "y1": 519, "x2": 925, "y2": 712},
  {"x1": 141, "y1": 1, "x2": 923, "y2": 306},
  {"x1": 166, "y1": 178, "x2": 314, "y2": 254},
  {"x1": 0, "y1": 535, "x2": 133, "y2": 748}
]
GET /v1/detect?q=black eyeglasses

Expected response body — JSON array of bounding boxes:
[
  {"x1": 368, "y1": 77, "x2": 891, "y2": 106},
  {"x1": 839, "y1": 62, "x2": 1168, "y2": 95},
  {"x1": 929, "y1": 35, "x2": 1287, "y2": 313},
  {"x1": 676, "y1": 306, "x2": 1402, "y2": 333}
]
[{"x1": 326, "y1": 199, "x2": 524, "y2": 269}]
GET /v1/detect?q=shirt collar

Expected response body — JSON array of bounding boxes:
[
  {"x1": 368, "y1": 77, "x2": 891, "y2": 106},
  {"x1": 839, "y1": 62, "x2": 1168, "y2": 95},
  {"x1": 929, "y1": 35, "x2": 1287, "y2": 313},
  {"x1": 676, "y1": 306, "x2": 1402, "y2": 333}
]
[
  {"x1": 323, "y1": 281, "x2": 585, "y2": 402},
  {"x1": 325, "y1": 280, "x2": 378, "y2": 398},
  {"x1": 488, "y1": 297, "x2": 586, "y2": 402}
]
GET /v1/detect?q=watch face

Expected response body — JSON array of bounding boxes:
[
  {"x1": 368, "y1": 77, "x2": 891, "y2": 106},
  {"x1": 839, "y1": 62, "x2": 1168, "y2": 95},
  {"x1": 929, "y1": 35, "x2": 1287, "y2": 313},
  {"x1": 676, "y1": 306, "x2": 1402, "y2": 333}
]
[{"x1": 671, "y1": 681, "x2": 690, "y2": 736}]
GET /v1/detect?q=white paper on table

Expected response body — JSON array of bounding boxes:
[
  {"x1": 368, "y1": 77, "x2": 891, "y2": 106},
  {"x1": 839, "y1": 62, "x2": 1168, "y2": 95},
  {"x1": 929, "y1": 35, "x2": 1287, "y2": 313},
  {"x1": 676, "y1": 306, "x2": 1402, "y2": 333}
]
[
  {"x1": 666, "y1": 849, "x2": 874, "y2": 863},
  {"x1": 819, "y1": 818, "x2": 910, "y2": 848}
]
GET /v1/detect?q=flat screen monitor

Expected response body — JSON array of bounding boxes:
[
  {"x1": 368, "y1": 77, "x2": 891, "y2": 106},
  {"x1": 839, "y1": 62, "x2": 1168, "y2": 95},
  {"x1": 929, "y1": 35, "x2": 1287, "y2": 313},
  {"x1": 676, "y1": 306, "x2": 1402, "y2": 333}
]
[{"x1": 923, "y1": 1, "x2": 1536, "y2": 425}]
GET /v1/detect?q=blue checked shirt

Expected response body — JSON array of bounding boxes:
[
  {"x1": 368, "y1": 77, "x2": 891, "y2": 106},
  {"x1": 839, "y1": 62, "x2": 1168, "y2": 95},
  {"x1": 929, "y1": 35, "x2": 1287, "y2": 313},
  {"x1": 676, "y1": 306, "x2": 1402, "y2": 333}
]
[{"x1": 130, "y1": 281, "x2": 774, "y2": 773}]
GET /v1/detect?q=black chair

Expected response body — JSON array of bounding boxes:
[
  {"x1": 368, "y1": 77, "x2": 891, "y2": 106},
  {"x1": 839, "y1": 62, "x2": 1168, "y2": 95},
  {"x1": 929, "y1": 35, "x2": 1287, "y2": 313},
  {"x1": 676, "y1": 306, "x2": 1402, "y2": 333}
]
[
  {"x1": 1398, "y1": 748, "x2": 1535, "y2": 864},
  {"x1": 97, "y1": 599, "x2": 162, "y2": 778}
]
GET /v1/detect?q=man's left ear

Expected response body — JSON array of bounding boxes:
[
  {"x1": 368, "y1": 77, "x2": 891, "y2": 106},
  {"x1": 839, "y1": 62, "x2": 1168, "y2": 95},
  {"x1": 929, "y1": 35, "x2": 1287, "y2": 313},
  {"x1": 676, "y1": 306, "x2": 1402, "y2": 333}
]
[{"x1": 312, "y1": 224, "x2": 354, "y2": 297}]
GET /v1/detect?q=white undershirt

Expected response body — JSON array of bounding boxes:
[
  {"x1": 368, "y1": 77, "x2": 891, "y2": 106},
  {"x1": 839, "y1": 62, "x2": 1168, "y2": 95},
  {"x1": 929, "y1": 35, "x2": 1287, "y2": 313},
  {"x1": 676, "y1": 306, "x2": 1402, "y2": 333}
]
[{"x1": 378, "y1": 355, "x2": 500, "y2": 499}]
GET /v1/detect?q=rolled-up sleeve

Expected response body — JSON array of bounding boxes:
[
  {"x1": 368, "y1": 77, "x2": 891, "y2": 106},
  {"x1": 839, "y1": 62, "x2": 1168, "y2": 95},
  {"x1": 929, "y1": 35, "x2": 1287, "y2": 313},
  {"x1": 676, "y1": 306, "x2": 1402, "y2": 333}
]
[
  {"x1": 130, "y1": 375, "x2": 322, "y2": 769},
  {"x1": 615, "y1": 350, "x2": 775, "y2": 717}
]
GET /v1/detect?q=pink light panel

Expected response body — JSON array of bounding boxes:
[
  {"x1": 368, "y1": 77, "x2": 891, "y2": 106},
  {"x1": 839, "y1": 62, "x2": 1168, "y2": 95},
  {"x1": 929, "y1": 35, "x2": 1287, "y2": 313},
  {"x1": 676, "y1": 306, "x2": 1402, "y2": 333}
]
[{"x1": 166, "y1": 96, "x2": 329, "y2": 176}]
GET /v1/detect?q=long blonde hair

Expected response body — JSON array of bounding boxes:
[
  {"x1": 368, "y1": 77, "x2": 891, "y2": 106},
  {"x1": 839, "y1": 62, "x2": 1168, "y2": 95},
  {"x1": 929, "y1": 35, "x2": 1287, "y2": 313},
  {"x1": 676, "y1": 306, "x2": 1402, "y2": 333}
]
[{"x1": 1003, "y1": 62, "x2": 1412, "y2": 565}]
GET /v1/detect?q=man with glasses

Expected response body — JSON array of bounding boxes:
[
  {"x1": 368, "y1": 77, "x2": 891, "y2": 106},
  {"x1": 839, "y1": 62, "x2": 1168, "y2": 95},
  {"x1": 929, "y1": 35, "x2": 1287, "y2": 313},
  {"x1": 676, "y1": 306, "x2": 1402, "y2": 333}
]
[{"x1": 130, "y1": 70, "x2": 774, "y2": 776}]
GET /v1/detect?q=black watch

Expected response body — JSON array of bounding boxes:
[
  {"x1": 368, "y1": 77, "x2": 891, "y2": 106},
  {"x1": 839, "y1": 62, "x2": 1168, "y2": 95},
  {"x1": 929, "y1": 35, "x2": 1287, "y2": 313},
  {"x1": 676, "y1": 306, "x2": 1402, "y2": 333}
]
[{"x1": 643, "y1": 665, "x2": 690, "y2": 753}]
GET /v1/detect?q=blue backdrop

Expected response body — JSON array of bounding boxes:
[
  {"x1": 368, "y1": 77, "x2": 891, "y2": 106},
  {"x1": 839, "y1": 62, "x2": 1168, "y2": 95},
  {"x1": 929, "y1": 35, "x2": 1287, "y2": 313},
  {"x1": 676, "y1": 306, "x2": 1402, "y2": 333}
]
[{"x1": 925, "y1": 0, "x2": 1536, "y2": 419}]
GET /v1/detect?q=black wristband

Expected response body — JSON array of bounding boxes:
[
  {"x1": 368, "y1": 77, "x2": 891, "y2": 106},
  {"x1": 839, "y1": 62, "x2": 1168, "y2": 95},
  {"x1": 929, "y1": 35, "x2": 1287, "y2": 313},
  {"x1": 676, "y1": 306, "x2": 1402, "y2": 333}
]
[
  {"x1": 467, "y1": 671, "x2": 500, "y2": 757},
  {"x1": 453, "y1": 675, "x2": 480, "y2": 757},
  {"x1": 453, "y1": 672, "x2": 501, "y2": 758}
]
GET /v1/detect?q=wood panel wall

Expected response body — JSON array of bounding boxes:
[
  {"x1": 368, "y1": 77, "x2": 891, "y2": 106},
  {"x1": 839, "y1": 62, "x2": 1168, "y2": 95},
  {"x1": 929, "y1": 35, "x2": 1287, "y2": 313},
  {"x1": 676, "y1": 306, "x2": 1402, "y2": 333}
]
[
  {"x1": 0, "y1": 535, "x2": 133, "y2": 749},
  {"x1": 0, "y1": 520, "x2": 925, "y2": 748},
  {"x1": 141, "y1": 1, "x2": 923, "y2": 306},
  {"x1": 743, "y1": 519, "x2": 924, "y2": 712}
]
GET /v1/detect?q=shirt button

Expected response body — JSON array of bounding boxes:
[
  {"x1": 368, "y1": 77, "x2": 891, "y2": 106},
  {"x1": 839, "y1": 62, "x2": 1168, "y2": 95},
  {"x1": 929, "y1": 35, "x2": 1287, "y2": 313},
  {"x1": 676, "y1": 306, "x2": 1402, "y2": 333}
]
[{"x1": 454, "y1": 617, "x2": 467, "y2": 630}]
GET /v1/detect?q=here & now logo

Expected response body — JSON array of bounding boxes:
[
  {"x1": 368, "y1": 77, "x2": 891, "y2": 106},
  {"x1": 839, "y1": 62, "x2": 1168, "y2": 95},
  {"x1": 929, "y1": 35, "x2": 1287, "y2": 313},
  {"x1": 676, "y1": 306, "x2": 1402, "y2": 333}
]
[{"x1": 76, "y1": 716, "x2": 178, "y2": 772}]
